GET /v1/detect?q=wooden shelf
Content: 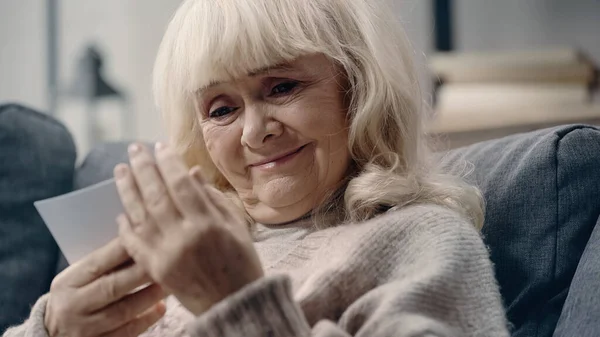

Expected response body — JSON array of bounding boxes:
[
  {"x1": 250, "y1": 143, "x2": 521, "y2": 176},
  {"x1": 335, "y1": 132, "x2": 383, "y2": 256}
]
[
  {"x1": 429, "y1": 104, "x2": 600, "y2": 134},
  {"x1": 427, "y1": 104, "x2": 600, "y2": 149}
]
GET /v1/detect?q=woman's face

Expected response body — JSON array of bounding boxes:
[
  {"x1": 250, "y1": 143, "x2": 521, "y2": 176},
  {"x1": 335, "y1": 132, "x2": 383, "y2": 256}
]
[{"x1": 197, "y1": 54, "x2": 350, "y2": 224}]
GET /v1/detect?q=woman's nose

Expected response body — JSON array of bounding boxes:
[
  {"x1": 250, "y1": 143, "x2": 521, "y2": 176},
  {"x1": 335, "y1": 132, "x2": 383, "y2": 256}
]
[{"x1": 240, "y1": 105, "x2": 283, "y2": 149}]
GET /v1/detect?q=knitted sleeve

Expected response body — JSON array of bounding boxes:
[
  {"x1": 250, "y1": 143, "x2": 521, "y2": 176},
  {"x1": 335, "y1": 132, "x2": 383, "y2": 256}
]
[
  {"x1": 186, "y1": 206, "x2": 510, "y2": 337},
  {"x1": 3, "y1": 295, "x2": 50, "y2": 337}
]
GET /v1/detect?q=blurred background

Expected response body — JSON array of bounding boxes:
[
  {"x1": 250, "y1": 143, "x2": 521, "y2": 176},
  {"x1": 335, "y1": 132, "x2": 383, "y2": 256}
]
[{"x1": 0, "y1": 0, "x2": 598, "y2": 156}]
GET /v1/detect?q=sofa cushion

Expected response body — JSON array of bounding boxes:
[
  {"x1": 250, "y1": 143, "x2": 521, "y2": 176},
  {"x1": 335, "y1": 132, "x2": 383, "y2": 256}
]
[
  {"x1": 0, "y1": 104, "x2": 76, "y2": 331},
  {"x1": 442, "y1": 125, "x2": 600, "y2": 337}
]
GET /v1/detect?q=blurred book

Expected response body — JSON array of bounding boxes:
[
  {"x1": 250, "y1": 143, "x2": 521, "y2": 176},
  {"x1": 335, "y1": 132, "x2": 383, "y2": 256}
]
[
  {"x1": 436, "y1": 84, "x2": 590, "y2": 113},
  {"x1": 428, "y1": 48, "x2": 600, "y2": 147},
  {"x1": 430, "y1": 48, "x2": 596, "y2": 84},
  {"x1": 430, "y1": 103, "x2": 600, "y2": 134}
]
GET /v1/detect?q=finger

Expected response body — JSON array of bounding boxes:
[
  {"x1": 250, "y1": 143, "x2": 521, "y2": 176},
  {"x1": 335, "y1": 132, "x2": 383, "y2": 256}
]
[
  {"x1": 58, "y1": 238, "x2": 130, "y2": 288},
  {"x1": 114, "y1": 163, "x2": 161, "y2": 238},
  {"x1": 89, "y1": 283, "x2": 166, "y2": 334},
  {"x1": 190, "y1": 166, "x2": 249, "y2": 227},
  {"x1": 155, "y1": 143, "x2": 210, "y2": 216},
  {"x1": 117, "y1": 214, "x2": 154, "y2": 270},
  {"x1": 80, "y1": 262, "x2": 153, "y2": 312},
  {"x1": 100, "y1": 302, "x2": 166, "y2": 337},
  {"x1": 189, "y1": 166, "x2": 231, "y2": 218},
  {"x1": 127, "y1": 143, "x2": 181, "y2": 229}
]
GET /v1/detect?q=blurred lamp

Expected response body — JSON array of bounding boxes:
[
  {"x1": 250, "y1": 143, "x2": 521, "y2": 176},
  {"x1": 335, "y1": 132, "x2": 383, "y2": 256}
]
[{"x1": 67, "y1": 45, "x2": 133, "y2": 150}]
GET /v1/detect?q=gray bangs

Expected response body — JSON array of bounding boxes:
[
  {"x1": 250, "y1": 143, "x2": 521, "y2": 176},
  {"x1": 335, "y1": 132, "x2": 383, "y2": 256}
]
[{"x1": 169, "y1": 0, "x2": 345, "y2": 94}]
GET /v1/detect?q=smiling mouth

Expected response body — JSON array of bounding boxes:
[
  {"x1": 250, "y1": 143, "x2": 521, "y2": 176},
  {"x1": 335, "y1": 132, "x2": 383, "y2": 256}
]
[{"x1": 251, "y1": 144, "x2": 307, "y2": 169}]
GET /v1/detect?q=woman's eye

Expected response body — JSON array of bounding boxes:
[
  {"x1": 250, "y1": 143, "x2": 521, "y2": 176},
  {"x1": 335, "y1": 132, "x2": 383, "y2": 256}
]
[
  {"x1": 209, "y1": 106, "x2": 237, "y2": 118},
  {"x1": 270, "y1": 81, "x2": 299, "y2": 96}
]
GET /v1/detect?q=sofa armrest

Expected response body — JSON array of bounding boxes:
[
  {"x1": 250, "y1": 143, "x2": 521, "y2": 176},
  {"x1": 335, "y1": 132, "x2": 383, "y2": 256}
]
[
  {"x1": 554, "y1": 215, "x2": 600, "y2": 336},
  {"x1": 0, "y1": 104, "x2": 76, "y2": 331}
]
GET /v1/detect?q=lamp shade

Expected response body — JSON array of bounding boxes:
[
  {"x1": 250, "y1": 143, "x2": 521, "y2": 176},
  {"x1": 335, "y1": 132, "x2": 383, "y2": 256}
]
[{"x1": 68, "y1": 45, "x2": 123, "y2": 100}]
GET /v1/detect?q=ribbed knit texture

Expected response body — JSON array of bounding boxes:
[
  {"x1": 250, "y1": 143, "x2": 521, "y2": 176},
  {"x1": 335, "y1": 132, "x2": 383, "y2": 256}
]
[{"x1": 4, "y1": 204, "x2": 509, "y2": 337}]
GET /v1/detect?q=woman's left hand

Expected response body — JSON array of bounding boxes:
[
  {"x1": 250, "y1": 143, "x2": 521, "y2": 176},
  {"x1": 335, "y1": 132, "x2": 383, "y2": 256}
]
[{"x1": 113, "y1": 142, "x2": 264, "y2": 316}]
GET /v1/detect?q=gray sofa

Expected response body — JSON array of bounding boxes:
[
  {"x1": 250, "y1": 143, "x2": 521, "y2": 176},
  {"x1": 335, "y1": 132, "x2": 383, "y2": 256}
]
[{"x1": 2, "y1": 103, "x2": 600, "y2": 336}]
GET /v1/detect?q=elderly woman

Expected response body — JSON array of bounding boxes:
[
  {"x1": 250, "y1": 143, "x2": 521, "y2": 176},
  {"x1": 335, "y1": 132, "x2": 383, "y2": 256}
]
[{"x1": 6, "y1": 0, "x2": 510, "y2": 336}]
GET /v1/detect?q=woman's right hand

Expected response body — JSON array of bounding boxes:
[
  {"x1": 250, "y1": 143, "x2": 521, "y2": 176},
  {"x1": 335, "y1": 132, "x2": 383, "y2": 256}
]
[{"x1": 44, "y1": 238, "x2": 167, "y2": 337}]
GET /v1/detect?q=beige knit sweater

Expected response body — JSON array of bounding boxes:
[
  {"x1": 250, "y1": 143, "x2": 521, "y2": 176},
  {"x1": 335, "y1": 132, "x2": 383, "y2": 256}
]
[{"x1": 5, "y1": 204, "x2": 510, "y2": 337}]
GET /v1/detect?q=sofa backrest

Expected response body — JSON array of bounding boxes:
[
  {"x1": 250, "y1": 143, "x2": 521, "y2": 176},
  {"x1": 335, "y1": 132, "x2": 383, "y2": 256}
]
[{"x1": 442, "y1": 124, "x2": 600, "y2": 337}]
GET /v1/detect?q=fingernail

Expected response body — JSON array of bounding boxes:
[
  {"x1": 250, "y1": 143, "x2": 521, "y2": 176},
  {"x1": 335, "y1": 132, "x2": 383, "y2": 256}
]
[
  {"x1": 114, "y1": 164, "x2": 128, "y2": 178},
  {"x1": 156, "y1": 301, "x2": 167, "y2": 314},
  {"x1": 116, "y1": 213, "x2": 126, "y2": 224},
  {"x1": 155, "y1": 142, "x2": 166, "y2": 152},
  {"x1": 128, "y1": 143, "x2": 141, "y2": 155}
]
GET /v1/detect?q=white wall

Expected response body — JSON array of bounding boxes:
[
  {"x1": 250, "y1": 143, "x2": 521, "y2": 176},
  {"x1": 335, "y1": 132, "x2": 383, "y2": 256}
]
[
  {"x1": 0, "y1": 1, "x2": 47, "y2": 112},
  {"x1": 392, "y1": 0, "x2": 435, "y2": 105},
  {"x1": 455, "y1": 0, "x2": 600, "y2": 64},
  {"x1": 0, "y1": 0, "x2": 181, "y2": 157},
  {"x1": 57, "y1": 0, "x2": 180, "y2": 155}
]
